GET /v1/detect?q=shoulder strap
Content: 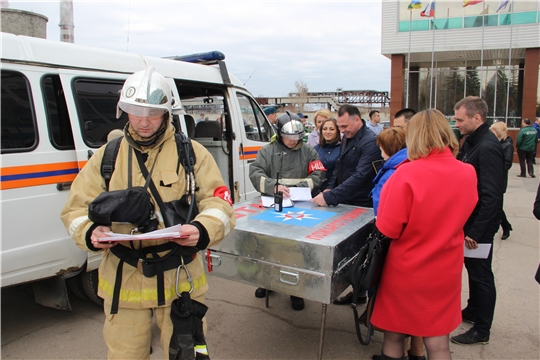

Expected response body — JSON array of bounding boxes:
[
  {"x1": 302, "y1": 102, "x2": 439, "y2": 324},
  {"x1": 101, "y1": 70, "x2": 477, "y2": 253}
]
[
  {"x1": 101, "y1": 137, "x2": 123, "y2": 191},
  {"x1": 174, "y1": 132, "x2": 196, "y2": 174}
]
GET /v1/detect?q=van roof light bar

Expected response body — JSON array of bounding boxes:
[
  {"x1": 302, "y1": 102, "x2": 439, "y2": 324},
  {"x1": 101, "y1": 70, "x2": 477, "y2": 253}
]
[{"x1": 166, "y1": 51, "x2": 225, "y2": 65}]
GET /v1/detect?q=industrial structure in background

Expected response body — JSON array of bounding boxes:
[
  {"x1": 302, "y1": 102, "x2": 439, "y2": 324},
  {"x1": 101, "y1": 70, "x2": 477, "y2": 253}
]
[
  {"x1": 0, "y1": 1, "x2": 48, "y2": 39},
  {"x1": 59, "y1": 0, "x2": 74, "y2": 43},
  {"x1": 256, "y1": 90, "x2": 390, "y2": 111},
  {"x1": 0, "y1": 0, "x2": 74, "y2": 42}
]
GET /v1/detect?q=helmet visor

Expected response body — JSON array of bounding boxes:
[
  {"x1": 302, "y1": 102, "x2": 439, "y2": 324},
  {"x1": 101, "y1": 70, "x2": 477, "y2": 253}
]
[
  {"x1": 119, "y1": 102, "x2": 167, "y2": 117},
  {"x1": 281, "y1": 133, "x2": 303, "y2": 141}
]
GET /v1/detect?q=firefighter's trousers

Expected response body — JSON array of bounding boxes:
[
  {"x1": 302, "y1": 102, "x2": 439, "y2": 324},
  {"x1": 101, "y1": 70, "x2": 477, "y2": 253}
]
[{"x1": 103, "y1": 293, "x2": 206, "y2": 360}]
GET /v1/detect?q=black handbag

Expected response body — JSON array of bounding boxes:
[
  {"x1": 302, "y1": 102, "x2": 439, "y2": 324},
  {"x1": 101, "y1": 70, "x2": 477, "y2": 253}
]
[
  {"x1": 344, "y1": 222, "x2": 391, "y2": 345},
  {"x1": 88, "y1": 186, "x2": 154, "y2": 226}
]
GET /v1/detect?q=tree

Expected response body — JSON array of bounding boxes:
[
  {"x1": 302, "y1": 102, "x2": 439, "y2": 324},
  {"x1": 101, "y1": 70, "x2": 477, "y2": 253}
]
[
  {"x1": 465, "y1": 66, "x2": 480, "y2": 98},
  {"x1": 294, "y1": 80, "x2": 308, "y2": 112}
]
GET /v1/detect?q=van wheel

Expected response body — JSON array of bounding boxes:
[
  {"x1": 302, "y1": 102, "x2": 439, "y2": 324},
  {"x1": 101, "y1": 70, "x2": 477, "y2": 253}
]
[
  {"x1": 66, "y1": 274, "x2": 90, "y2": 301},
  {"x1": 81, "y1": 269, "x2": 103, "y2": 306}
]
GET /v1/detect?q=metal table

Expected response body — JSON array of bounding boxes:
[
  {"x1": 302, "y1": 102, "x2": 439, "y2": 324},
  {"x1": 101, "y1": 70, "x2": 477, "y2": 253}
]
[{"x1": 206, "y1": 197, "x2": 374, "y2": 359}]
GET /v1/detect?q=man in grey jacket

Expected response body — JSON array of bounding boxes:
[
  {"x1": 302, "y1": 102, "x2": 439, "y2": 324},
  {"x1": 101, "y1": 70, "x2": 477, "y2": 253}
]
[{"x1": 249, "y1": 111, "x2": 325, "y2": 310}]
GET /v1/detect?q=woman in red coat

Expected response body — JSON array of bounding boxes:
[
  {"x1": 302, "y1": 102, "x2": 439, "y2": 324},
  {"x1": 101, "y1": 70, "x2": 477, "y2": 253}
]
[{"x1": 371, "y1": 109, "x2": 478, "y2": 360}]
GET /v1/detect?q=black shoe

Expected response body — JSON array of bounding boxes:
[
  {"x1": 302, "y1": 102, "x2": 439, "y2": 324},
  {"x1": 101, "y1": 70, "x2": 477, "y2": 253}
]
[
  {"x1": 517, "y1": 174, "x2": 526, "y2": 178},
  {"x1": 408, "y1": 356, "x2": 426, "y2": 360},
  {"x1": 333, "y1": 291, "x2": 367, "y2": 305},
  {"x1": 290, "y1": 296, "x2": 305, "y2": 311},
  {"x1": 462, "y1": 309, "x2": 475, "y2": 324},
  {"x1": 255, "y1": 287, "x2": 268, "y2": 298},
  {"x1": 531, "y1": 174, "x2": 536, "y2": 178},
  {"x1": 451, "y1": 328, "x2": 489, "y2": 345},
  {"x1": 501, "y1": 229, "x2": 510, "y2": 240}
]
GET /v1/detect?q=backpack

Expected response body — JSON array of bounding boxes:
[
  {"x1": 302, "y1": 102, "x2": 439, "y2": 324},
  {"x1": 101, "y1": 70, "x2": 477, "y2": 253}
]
[{"x1": 101, "y1": 132, "x2": 196, "y2": 191}]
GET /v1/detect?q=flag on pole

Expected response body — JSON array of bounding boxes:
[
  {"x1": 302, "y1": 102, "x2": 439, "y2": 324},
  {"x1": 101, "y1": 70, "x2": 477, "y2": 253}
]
[
  {"x1": 420, "y1": 1, "x2": 435, "y2": 17},
  {"x1": 496, "y1": 0, "x2": 510, "y2": 12},
  {"x1": 408, "y1": 0, "x2": 422, "y2": 10},
  {"x1": 463, "y1": 0, "x2": 483, "y2": 7}
]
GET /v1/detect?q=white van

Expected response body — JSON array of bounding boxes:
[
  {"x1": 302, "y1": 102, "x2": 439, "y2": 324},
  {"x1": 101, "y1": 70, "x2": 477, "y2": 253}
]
[{"x1": 1, "y1": 32, "x2": 274, "y2": 310}]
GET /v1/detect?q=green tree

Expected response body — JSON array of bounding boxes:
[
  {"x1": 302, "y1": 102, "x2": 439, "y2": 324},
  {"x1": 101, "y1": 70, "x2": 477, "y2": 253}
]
[{"x1": 465, "y1": 66, "x2": 480, "y2": 98}]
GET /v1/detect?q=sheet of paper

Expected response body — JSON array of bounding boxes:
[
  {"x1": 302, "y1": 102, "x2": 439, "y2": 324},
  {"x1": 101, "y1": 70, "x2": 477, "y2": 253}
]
[
  {"x1": 98, "y1": 224, "x2": 187, "y2": 242},
  {"x1": 290, "y1": 187, "x2": 312, "y2": 201},
  {"x1": 464, "y1": 243, "x2": 492, "y2": 259},
  {"x1": 261, "y1": 195, "x2": 293, "y2": 208}
]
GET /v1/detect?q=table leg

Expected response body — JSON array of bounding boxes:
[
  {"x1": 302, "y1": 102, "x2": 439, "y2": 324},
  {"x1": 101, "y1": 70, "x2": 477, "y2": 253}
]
[{"x1": 318, "y1": 303, "x2": 327, "y2": 360}]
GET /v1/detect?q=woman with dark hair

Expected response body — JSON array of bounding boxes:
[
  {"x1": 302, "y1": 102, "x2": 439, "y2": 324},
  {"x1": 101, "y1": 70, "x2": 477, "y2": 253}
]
[
  {"x1": 314, "y1": 118, "x2": 341, "y2": 191},
  {"x1": 371, "y1": 127, "x2": 407, "y2": 215},
  {"x1": 372, "y1": 109, "x2": 478, "y2": 360}
]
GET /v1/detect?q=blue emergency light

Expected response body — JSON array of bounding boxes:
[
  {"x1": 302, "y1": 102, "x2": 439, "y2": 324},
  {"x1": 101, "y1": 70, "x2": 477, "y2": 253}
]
[{"x1": 171, "y1": 51, "x2": 225, "y2": 64}]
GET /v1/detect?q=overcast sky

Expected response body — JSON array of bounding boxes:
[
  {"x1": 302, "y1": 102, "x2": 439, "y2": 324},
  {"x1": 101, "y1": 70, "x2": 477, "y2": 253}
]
[{"x1": 6, "y1": 0, "x2": 390, "y2": 97}]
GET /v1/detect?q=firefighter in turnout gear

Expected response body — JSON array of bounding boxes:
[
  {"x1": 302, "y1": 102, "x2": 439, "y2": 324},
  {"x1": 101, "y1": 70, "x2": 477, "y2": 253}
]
[{"x1": 61, "y1": 67, "x2": 235, "y2": 359}]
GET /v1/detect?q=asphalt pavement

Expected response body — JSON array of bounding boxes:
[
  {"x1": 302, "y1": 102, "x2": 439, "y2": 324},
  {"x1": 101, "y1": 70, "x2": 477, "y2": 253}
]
[{"x1": 1, "y1": 165, "x2": 539, "y2": 360}]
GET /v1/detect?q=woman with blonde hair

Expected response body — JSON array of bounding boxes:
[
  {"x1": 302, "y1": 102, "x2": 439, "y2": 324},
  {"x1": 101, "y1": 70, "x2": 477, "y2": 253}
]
[
  {"x1": 307, "y1": 109, "x2": 333, "y2": 146},
  {"x1": 490, "y1": 121, "x2": 514, "y2": 239},
  {"x1": 371, "y1": 109, "x2": 479, "y2": 360}
]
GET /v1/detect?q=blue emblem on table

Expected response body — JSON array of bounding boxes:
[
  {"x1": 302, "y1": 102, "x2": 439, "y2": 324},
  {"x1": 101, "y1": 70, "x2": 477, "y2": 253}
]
[{"x1": 251, "y1": 206, "x2": 337, "y2": 228}]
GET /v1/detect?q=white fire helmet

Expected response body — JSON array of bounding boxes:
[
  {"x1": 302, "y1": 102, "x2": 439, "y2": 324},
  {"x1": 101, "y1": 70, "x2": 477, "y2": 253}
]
[
  {"x1": 116, "y1": 67, "x2": 173, "y2": 118},
  {"x1": 277, "y1": 111, "x2": 305, "y2": 140}
]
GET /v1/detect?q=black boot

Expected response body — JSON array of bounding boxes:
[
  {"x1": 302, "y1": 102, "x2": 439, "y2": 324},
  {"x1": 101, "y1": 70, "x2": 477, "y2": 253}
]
[{"x1": 501, "y1": 224, "x2": 512, "y2": 240}]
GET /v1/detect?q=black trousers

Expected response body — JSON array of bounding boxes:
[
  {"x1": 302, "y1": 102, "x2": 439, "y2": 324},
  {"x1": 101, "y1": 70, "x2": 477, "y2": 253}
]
[
  {"x1": 517, "y1": 149, "x2": 534, "y2": 176},
  {"x1": 463, "y1": 222, "x2": 499, "y2": 337}
]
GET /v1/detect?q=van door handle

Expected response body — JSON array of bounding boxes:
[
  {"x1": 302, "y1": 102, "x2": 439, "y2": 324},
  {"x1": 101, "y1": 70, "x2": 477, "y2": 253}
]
[
  {"x1": 57, "y1": 182, "x2": 72, "y2": 191},
  {"x1": 247, "y1": 160, "x2": 255, "y2": 164}
]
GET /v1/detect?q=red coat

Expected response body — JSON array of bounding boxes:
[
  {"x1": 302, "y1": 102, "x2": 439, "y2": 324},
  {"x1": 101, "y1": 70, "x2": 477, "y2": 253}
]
[{"x1": 371, "y1": 148, "x2": 478, "y2": 336}]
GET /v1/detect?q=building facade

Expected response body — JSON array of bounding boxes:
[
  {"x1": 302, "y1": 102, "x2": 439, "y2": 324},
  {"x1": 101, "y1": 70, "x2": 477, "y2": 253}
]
[{"x1": 382, "y1": 0, "x2": 539, "y2": 128}]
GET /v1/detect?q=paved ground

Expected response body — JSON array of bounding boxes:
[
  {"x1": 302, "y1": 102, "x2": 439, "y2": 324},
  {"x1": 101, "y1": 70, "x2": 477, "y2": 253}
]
[{"x1": 1, "y1": 165, "x2": 538, "y2": 360}]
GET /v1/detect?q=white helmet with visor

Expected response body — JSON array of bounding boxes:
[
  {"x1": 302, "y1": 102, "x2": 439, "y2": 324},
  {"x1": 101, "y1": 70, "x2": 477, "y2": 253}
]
[
  {"x1": 277, "y1": 111, "x2": 305, "y2": 141},
  {"x1": 116, "y1": 67, "x2": 173, "y2": 118}
]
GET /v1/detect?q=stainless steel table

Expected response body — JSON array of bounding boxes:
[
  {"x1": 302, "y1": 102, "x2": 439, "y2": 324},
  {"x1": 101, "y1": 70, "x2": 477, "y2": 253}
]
[{"x1": 206, "y1": 197, "x2": 374, "y2": 359}]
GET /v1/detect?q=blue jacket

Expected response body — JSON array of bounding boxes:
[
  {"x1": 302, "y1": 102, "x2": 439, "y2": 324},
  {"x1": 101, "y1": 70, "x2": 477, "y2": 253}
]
[
  {"x1": 371, "y1": 147, "x2": 408, "y2": 215},
  {"x1": 323, "y1": 122, "x2": 382, "y2": 207},
  {"x1": 314, "y1": 141, "x2": 341, "y2": 190}
]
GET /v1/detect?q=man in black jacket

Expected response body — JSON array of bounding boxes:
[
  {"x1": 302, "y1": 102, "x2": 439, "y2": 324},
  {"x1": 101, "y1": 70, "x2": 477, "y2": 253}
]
[
  {"x1": 311, "y1": 104, "x2": 381, "y2": 306},
  {"x1": 451, "y1": 96, "x2": 505, "y2": 346},
  {"x1": 311, "y1": 104, "x2": 381, "y2": 208}
]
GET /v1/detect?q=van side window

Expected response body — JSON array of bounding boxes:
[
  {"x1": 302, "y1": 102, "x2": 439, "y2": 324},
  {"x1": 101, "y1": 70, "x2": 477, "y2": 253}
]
[
  {"x1": 73, "y1": 79, "x2": 127, "y2": 148},
  {"x1": 42, "y1": 75, "x2": 75, "y2": 150},
  {"x1": 237, "y1": 93, "x2": 271, "y2": 142},
  {"x1": 1, "y1": 71, "x2": 38, "y2": 153}
]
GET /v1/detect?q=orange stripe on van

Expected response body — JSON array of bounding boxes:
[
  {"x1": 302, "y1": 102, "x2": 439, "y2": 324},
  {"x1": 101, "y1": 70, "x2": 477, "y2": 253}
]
[
  {"x1": 239, "y1": 146, "x2": 262, "y2": 160},
  {"x1": 1, "y1": 161, "x2": 81, "y2": 190}
]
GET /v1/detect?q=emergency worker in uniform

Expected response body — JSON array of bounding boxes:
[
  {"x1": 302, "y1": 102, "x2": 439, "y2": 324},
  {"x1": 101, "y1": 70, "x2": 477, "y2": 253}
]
[
  {"x1": 61, "y1": 67, "x2": 235, "y2": 360},
  {"x1": 249, "y1": 111, "x2": 325, "y2": 310}
]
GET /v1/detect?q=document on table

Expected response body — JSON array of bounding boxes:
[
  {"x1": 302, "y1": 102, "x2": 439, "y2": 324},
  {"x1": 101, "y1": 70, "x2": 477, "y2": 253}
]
[
  {"x1": 261, "y1": 195, "x2": 294, "y2": 208},
  {"x1": 464, "y1": 243, "x2": 492, "y2": 259},
  {"x1": 289, "y1": 187, "x2": 312, "y2": 201},
  {"x1": 98, "y1": 224, "x2": 187, "y2": 242}
]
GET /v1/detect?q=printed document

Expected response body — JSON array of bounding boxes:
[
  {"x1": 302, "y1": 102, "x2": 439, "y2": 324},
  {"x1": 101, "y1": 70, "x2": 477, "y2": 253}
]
[
  {"x1": 99, "y1": 224, "x2": 186, "y2": 242},
  {"x1": 464, "y1": 243, "x2": 492, "y2": 259}
]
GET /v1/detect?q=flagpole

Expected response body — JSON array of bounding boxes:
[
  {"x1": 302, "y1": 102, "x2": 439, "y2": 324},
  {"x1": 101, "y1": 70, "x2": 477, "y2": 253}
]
[
  {"x1": 505, "y1": 0, "x2": 514, "y2": 125},
  {"x1": 479, "y1": 0, "x2": 485, "y2": 98},
  {"x1": 429, "y1": 12, "x2": 435, "y2": 108},
  {"x1": 406, "y1": 10, "x2": 412, "y2": 108}
]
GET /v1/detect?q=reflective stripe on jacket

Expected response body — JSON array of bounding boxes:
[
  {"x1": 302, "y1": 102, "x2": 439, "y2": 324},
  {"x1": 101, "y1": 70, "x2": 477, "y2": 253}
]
[{"x1": 61, "y1": 121, "x2": 235, "y2": 309}]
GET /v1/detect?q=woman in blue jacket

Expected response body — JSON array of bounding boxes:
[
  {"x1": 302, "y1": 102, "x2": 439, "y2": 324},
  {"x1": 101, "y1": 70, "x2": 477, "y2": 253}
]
[
  {"x1": 314, "y1": 118, "x2": 341, "y2": 191},
  {"x1": 371, "y1": 127, "x2": 408, "y2": 215}
]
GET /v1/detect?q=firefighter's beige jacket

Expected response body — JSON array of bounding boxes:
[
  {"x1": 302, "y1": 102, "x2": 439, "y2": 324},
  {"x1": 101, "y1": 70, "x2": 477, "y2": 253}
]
[{"x1": 61, "y1": 121, "x2": 235, "y2": 310}]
